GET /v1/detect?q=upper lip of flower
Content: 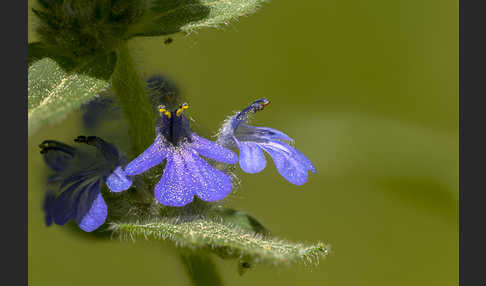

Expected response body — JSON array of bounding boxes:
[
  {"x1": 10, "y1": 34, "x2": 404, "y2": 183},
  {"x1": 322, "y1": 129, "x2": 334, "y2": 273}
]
[{"x1": 157, "y1": 103, "x2": 195, "y2": 146}]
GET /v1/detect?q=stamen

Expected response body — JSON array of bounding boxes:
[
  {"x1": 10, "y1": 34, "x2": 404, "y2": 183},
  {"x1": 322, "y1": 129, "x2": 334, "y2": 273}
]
[
  {"x1": 74, "y1": 135, "x2": 97, "y2": 145},
  {"x1": 158, "y1": 105, "x2": 172, "y2": 118},
  {"x1": 176, "y1": 103, "x2": 189, "y2": 117},
  {"x1": 39, "y1": 140, "x2": 76, "y2": 155},
  {"x1": 255, "y1": 98, "x2": 270, "y2": 111}
]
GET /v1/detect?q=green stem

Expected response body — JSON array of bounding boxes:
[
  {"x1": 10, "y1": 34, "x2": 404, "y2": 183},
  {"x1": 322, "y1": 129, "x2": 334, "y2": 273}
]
[
  {"x1": 180, "y1": 249, "x2": 225, "y2": 286},
  {"x1": 111, "y1": 42, "x2": 156, "y2": 155}
]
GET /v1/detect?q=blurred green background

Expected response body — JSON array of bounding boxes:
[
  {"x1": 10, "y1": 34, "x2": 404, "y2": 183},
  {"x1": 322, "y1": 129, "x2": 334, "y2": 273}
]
[{"x1": 28, "y1": 0, "x2": 458, "y2": 285}]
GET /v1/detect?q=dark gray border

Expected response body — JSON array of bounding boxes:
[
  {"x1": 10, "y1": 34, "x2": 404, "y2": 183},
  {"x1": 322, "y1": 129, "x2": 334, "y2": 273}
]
[
  {"x1": 460, "y1": 0, "x2": 486, "y2": 285},
  {"x1": 1, "y1": 0, "x2": 28, "y2": 285}
]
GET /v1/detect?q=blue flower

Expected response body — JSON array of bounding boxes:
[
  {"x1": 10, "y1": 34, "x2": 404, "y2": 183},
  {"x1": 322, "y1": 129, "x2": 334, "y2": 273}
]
[
  {"x1": 217, "y1": 98, "x2": 316, "y2": 185},
  {"x1": 40, "y1": 136, "x2": 132, "y2": 232},
  {"x1": 124, "y1": 103, "x2": 238, "y2": 207}
]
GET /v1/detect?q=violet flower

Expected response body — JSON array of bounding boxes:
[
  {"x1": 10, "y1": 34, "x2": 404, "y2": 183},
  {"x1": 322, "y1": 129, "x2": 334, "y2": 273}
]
[
  {"x1": 218, "y1": 98, "x2": 316, "y2": 185},
  {"x1": 124, "y1": 103, "x2": 238, "y2": 207},
  {"x1": 40, "y1": 136, "x2": 132, "y2": 232}
]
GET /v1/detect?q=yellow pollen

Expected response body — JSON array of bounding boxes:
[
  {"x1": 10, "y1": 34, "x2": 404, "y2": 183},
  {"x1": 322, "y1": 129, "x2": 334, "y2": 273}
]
[
  {"x1": 159, "y1": 108, "x2": 172, "y2": 118},
  {"x1": 176, "y1": 103, "x2": 189, "y2": 117}
]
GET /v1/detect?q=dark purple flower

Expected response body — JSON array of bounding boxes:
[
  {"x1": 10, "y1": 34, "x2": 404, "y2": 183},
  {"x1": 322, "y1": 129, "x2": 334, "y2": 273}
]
[
  {"x1": 40, "y1": 136, "x2": 132, "y2": 232},
  {"x1": 124, "y1": 103, "x2": 238, "y2": 207},
  {"x1": 218, "y1": 98, "x2": 316, "y2": 185}
]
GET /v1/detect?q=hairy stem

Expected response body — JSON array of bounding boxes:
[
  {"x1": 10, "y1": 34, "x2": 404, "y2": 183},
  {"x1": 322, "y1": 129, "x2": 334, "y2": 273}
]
[
  {"x1": 111, "y1": 42, "x2": 156, "y2": 156},
  {"x1": 180, "y1": 249, "x2": 224, "y2": 286}
]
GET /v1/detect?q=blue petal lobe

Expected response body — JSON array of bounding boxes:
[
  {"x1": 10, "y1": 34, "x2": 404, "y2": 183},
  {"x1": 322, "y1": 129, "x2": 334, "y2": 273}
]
[
  {"x1": 192, "y1": 135, "x2": 238, "y2": 164},
  {"x1": 182, "y1": 150, "x2": 233, "y2": 202},
  {"x1": 125, "y1": 136, "x2": 168, "y2": 176},
  {"x1": 106, "y1": 166, "x2": 132, "y2": 192},
  {"x1": 259, "y1": 141, "x2": 314, "y2": 185},
  {"x1": 252, "y1": 126, "x2": 294, "y2": 141},
  {"x1": 76, "y1": 193, "x2": 108, "y2": 232},
  {"x1": 237, "y1": 140, "x2": 267, "y2": 173},
  {"x1": 154, "y1": 152, "x2": 194, "y2": 207},
  {"x1": 41, "y1": 141, "x2": 76, "y2": 171},
  {"x1": 91, "y1": 137, "x2": 120, "y2": 164},
  {"x1": 74, "y1": 180, "x2": 102, "y2": 222},
  {"x1": 235, "y1": 124, "x2": 294, "y2": 143},
  {"x1": 51, "y1": 179, "x2": 86, "y2": 225},
  {"x1": 288, "y1": 144, "x2": 316, "y2": 173}
]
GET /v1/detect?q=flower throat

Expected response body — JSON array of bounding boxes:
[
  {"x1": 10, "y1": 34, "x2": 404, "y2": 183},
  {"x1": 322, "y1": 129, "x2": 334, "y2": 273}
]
[{"x1": 158, "y1": 103, "x2": 193, "y2": 146}]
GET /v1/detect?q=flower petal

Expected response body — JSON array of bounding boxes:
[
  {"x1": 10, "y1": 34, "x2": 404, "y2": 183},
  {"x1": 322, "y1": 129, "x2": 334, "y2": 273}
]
[
  {"x1": 251, "y1": 126, "x2": 294, "y2": 142},
  {"x1": 40, "y1": 140, "x2": 76, "y2": 171},
  {"x1": 235, "y1": 124, "x2": 293, "y2": 142},
  {"x1": 259, "y1": 141, "x2": 315, "y2": 185},
  {"x1": 182, "y1": 150, "x2": 233, "y2": 202},
  {"x1": 288, "y1": 144, "x2": 316, "y2": 173},
  {"x1": 76, "y1": 192, "x2": 108, "y2": 232},
  {"x1": 105, "y1": 166, "x2": 132, "y2": 192},
  {"x1": 237, "y1": 140, "x2": 267, "y2": 173},
  {"x1": 125, "y1": 136, "x2": 168, "y2": 176},
  {"x1": 51, "y1": 179, "x2": 99, "y2": 225},
  {"x1": 192, "y1": 134, "x2": 238, "y2": 164},
  {"x1": 154, "y1": 152, "x2": 194, "y2": 207},
  {"x1": 50, "y1": 180, "x2": 85, "y2": 225}
]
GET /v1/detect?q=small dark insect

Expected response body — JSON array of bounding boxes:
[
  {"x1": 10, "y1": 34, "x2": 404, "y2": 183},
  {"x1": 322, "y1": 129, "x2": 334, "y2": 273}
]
[
  {"x1": 164, "y1": 38, "x2": 173, "y2": 45},
  {"x1": 238, "y1": 261, "x2": 251, "y2": 276},
  {"x1": 241, "y1": 262, "x2": 250, "y2": 268}
]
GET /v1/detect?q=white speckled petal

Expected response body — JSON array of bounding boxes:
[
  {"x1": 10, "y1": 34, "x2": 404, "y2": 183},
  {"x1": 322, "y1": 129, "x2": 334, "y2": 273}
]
[
  {"x1": 125, "y1": 135, "x2": 168, "y2": 176},
  {"x1": 191, "y1": 134, "x2": 238, "y2": 164},
  {"x1": 182, "y1": 150, "x2": 233, "y2": 202},
  {"x1": 237, "y1": 140, "x2": 267, "y2": 173},
  {"x1": 154, "y1": 151, "x2": 195, "y2": 207},
  {"x1": 259, "y1": 141, "x2": 315, "y2": 185},
  {"x1": 106, "y1": 166, "x2": 132, "y2": 192}
]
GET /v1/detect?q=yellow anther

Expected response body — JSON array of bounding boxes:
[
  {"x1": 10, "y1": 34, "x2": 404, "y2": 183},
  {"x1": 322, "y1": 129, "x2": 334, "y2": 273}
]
[
  {"x1": 176, "y1": 103, "x2": 189, "y2": 117},
  {"x1": 159, "y1": 108, "x2": 172, "y2": 118}
]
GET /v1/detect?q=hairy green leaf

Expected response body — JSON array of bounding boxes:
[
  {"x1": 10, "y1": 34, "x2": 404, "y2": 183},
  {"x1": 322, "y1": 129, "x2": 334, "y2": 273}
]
[
  {"x1": 110, "y1": 218, "x2": 329, "y2": 267},
  {"x1": 28, "y1": 58, "x2": 109, "y2": 137},
  {"x1": 208, "y1": 208, "x2": 270, "y2": 236},
  {"x1": 129, "y1": 0, "x2": 266, "y2": 37}
]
